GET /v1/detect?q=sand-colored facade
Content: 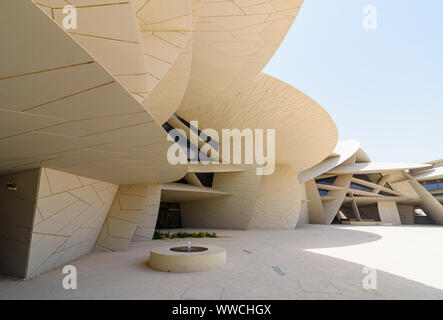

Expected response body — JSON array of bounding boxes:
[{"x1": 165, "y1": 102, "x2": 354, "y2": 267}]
[{"x1": 0, "y1": 1, "x2": 441, "y2": 279}]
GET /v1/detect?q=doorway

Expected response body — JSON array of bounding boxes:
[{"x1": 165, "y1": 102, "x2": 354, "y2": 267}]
[{"x1": 156, "y1": 203, "x2": 182, "y2": 229}]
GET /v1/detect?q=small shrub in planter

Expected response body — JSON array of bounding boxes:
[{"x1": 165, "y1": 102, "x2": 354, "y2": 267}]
[{"x1": 153, "y1": 231, "x2": 217, "y2": 240}]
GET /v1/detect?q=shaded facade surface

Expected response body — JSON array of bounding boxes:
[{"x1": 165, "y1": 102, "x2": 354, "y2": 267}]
[{"x1": 0, "y1": 0, "x2": 440, "y2": 280}]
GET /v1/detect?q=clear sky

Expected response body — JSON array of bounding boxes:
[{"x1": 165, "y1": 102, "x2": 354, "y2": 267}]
[{"x1": 263, "y1": 0, "x2": 443, "y2": 163}]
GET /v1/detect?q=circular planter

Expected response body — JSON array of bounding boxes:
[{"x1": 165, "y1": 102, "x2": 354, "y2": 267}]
[{"x1": 148, "y1": 244, "x2": 226, "y2": 273}]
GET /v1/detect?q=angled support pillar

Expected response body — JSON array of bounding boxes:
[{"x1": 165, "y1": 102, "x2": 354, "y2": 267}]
[
  {"x1": 377, "y1": 201, "x2": 401, "y2": 225},
  {"x1": 350, "y1": 197, "x2": 362, "y2": 221},
  {"x1": 95, "y1": 184, "x2": 161, "y2": 251}
]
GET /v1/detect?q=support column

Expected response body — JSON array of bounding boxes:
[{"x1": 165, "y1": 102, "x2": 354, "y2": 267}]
[
  {"x1": 408, "y1": 178, "x2": 443, "y2": 225},
  {"x1": 0, "y1": 167, "x2": 119, "y2": 279},
  {"x1": 350, "y1": 197, "x2": 362, "y2": 221},
  {"x1": 95, "y1": 183, "x2": 161, "y2": 251},
  {"x1": 377, "y1": 201, "x2": 401, "y2": 225}
]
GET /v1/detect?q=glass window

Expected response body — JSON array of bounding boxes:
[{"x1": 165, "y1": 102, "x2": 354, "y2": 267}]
[
  {"x1": 316, "y1": 176, "x2": 337, "y2": 186},
  {"x1": 420, "y1": 179, "x2": 443, "y2": 191}
]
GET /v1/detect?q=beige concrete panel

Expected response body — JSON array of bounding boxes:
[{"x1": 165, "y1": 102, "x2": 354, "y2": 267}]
[
  {"x1": 0, "y1": 1, "x2": 187, "y2": 184},
  {"x1": 329, "y1": 162, "x2": 432, "y2": 175},
  {"x1": 408, "y1": 178, "x2": 443, "y2": 225},
  {"x1": 44, "y1": 168, "x2": 82, "y2": 194},
  {"x1": 187, "y1": 164, "x2": 248, "y2": 173},
  {"x1": 0, "y1": 110, "x2": 62, "y2": 140},
  {"x1": 26, "y1": 82, "x2": 143, "y2": 120},
  {"x1": 298, "y1": 140, "x2": 360, "y2": 183},
  {"x1": 132, "y1": 0, "x2": 193, "y2": 122},
  {"x1": 377, "y1": 201, "x2": 401, "y2": 226},
  {"x1": 181, "y1": 166, "x2": 262, "y2": 230},
  {"x1": 184, "y1": 173, "x2": 204, "y2": 188},
  {"x1": 179, "y1": 73, "x2": 337, "y2": 172},
  {"x1": 350, "y1": 198, "x2": 362, "y2": 221},
  {"x1": 0, "y1": 1, "x2": 91, "y2": 79},
  {"x1": 425, "y1": 158, "x2": 443, "y2": 166},
  {"x1": 344, "y1": 196, "x2": 421, "y2": 206},
  {"x1": 351, "y1": 177, "x2": 400, "y2": 196},
  {"x1": 26, "y1": 168, "x2": 118, "y2": 278},
  {"x1": 0, "y1": 62, "x2": 113, "y2": 112},
  {"x1": 149, "y1": 244, "x2": 226, "y2": 273},
  {"x1": 133, "y1": 184, "x2": 161, "y2": 241},
  {"x1": 0, "y1": 132, "x2": 102, "y2": 160},
  {"x1": 179, "y1": 0, "x2": 304, "y2": 111},
  {"x1": 37, "y1": 192, "x2": 78, "y2": 220},
  {"x1": 36, "y1": 0, "x2": 127, "y2": 6},
  {"x1": 413, "y1": 166, "x2": 443, "y2": 181},
  {"x1": 33, "y1": 201, "x2": 90, "y2": 236},
  {"x1": 357, "y1": 205, "x2": 380, "y2": 221},
  {"x1": 96, "y1": 183, "x2": 161, "y2": 250},
  {"x1": 26, "y1": 234, "x2": 68, "y2": 278},
  {"x1": 355, "y1": 148, "x2": 371, "y2": 163},
  {"x1": 248, "y1": 165, "x2": 304, "y2": 229},
  {"x1": 161, "y1": 183, "x2": 230, "y2": 202},
  {"x1": 305, "y1": 179, "x2": 325, "y2": 224},
  {"x1": 142, "y1": 37, "x2": 193, "y2": 124},
  {"x1": 0, "y1": 169, "x2": 40, "y2": 278},
  {"x1": 134, "y1": 0, "x2": 193, "y2": 31}
]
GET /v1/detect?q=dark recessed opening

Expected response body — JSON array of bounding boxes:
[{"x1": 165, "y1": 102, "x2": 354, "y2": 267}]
[{"x1": 170, "y1": 246, "x2": 208, "y2": 253}]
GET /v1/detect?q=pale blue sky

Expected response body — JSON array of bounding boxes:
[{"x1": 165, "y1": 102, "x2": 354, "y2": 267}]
[{"x1": 263, "y1": 0, "x2": 442, "y2": 163}]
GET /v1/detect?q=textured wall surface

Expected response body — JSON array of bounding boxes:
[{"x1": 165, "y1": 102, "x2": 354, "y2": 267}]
[
  {"x1": 27, "y1": 168, "x2": 118, "y2": 279},
  {"x1": 306, "y1": 174, "x2": 353, "y2": 224},
  {"x1": 377, "y1": 201, "x2": 402, "y2": 226},
  {"x1": 0, "y1": 169, "x2": 39, "y2": 278},
  {"x1": 248, "y1": 165, "x2": 305, "y2": 229},
  {"x1": 305, "y1": 179, "x2": 326, "y2": 224},
  {"x1": 0, "y1": 0, "x2": 187, "y2": 184},
  {"x1": 132, "y1": 184, "x2": 161, "y2": 242},
  {"x1": 397, "y1": 205, "x2": 415, "y2": 225},
  {"x1": 322, "y1": 174, "x2": 353, "y2": 224},
  {"x1": 181, "y1": 167, "x2": 262, "y2": 230},
  {"x1": 96, "y1": 183, "x2": 161, "y2": 251},
  {"x1": 35, "y1": 0, "x2": 148, "y2": 102}
]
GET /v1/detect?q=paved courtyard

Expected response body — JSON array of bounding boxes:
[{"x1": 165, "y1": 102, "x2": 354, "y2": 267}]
[{"x1": 1, "y1": 225, "x2": 443, "y2": 300}]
